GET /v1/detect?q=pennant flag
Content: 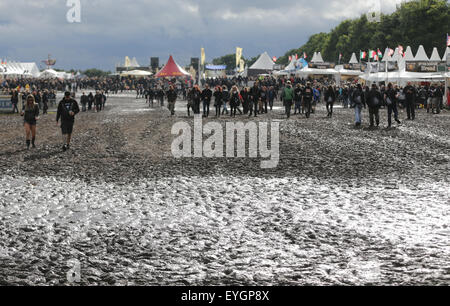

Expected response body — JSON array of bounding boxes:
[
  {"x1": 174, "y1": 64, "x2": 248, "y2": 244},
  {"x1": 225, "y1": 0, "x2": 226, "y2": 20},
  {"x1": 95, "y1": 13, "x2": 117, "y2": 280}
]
[
  {"x1": 295, "y1": 54, "x2": 298, "y2": 60},
  {"x1": 377, "y1": 49, "x2": 383, "y2": 58},
  {"x1": 272, "y1": 56, "x2": 277, "y2": 62},
  {"x1": 303, "y1": 52, "x2": 307, "y2": 59},
  {"x1": 447, "y1": 33, "x2": 450, "y2": 47},
  {"x1": 398, "y1": 45, "x2": 404, "y2": 55},
  {"x1": 388, "y1": 48, "x2": 394, "y2": 56},
  {"x1": 360, "y1": 51, "x2": 367, "y2": 60},
  {"x1": 201, "y1": 48, "x2": 205, "y2": 65},
  {"x1": 289, "y1": 56, "x2": 292, "y2": 61},
  {"x1": 236, "y1": 47, "x2": 243, "y2": 67}
]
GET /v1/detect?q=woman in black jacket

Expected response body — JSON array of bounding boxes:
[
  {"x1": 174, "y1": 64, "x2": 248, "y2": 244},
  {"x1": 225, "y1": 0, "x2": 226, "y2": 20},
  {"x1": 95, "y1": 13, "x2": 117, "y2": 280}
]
[
  {"x1": 384, "y1": 83, "x2": 401, "y2": 128},
  {"x1": 229, "y1": 86, "x2": 241, "y2": 117},
  {"x1": 213, "y1": 86, "x2": 223, "y2": 117},
  {"x1": 324, "y1": 86, "x2": 336, "y2": 118},
  {"x1": 20, "y1": 95, "x2": 40, "y2": 149}
]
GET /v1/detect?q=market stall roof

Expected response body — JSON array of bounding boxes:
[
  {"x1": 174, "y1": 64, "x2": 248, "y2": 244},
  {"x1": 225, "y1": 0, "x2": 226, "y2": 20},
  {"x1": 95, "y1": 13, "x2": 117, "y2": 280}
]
[
  {"x1": 120, "y1": 70, "x2": 152, "y2": 77},
  {"x1": 442, "y1": 47, "x2": 450, "y2": 61},
  {"x1": 310, "y1": 52, "x2": 324, "y2": 63},
  {"x1": 335, "y1": 65, "x2": 362, "y2": 76},
  {"x1": 404, "y1": 46, "x2": 415, "y2": 61},
  {"x1": 381, "y1": 48, "x2": 391, "y2": 62},
  {"x1": 249, "y1": 52, "x2": 275, "y2": 70},
  {"x1": 39, "y1": 69, "x2": 59, "y2": 78},
  {"x1": 284, "y1": 57, "x2": 298, "y2": 71},
  {"x1": 349, "y1": 53, "x2": 359, "y2": 64},
  {"x1": 297, "y1": 66, "x2": 338, "y2": 76},
  {"x1": 429, "y1": 48, "x2": 441, "y2": 61},
  {"x1": 414, "y1": 45, "x2": 429, "y2": 61},
  {"x1": 205, "y1": 65, "x2": 226, "y2": 70},
  {"x1": 155, "y1": 55, "x2": 191, "y2": 78}
]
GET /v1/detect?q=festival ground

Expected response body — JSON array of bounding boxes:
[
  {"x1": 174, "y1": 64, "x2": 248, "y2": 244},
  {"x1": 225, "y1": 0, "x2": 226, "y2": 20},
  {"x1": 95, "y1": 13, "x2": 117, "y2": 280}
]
[{"x1": 0, "y1": 96, "x2": 448, "y2": 285}]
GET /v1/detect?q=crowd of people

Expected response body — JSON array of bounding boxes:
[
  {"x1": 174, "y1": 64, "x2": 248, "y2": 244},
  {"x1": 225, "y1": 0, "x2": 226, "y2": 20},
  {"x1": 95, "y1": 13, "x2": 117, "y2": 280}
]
[{"x1": 1, "y1": 74, "x2": 449, "y2": 151}]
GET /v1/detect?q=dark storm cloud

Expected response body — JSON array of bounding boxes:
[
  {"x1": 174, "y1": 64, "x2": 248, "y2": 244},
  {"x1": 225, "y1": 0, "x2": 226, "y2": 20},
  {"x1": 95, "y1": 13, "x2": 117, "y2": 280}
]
[{"x1": 0, "y1": 0, "x2": 404, "y2": 70}]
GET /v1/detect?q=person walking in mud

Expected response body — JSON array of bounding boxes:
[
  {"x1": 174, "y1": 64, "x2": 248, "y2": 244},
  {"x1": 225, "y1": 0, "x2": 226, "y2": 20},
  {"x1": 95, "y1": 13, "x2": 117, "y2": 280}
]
[
  {"x1": 384, "y1": 83, "x2": 401, "y2": 128},
  {"x1": 202, "y1": 84, "x2": 213, "y2": 118},
  {"x1": 282, "y1": 81, "x2": 294, "y2": 119},
  {"x1": 403, "y1": 82, "x2": 416, "y2": 120},
  {"x1": 302, "y1": 82, "x2": 313, "y2": 118},
  {"x1": 56, "y1": 92, "x2": 80, "y2": 152},
  {"x1": 352, "y1": 84, "x2": 365, "y2": 127},
  {"x1": 20, "y1": 95, "x2": 39, "y2": 149},
  {"x1": 167, "y1": 85, "x2": 177, "y2": 116},
  {"x1": 324, "y1": 85, "x2": 336, "y2": 118},
  {"x1": 11, "y1": 89, "x2": 19, "y2": 113},
  {"x1": 213, "y1": 86, "x2": 222, "y2": 118},
  {"x1": 367, "y1": 84, "x2": 382, "y2": 128}
]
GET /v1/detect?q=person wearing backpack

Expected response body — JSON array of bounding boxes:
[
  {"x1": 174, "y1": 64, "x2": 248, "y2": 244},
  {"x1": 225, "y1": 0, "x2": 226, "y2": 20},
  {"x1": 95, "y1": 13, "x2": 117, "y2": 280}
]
[
  {"x1": 352, "y1": 84, "x2": 365, "y2": 127},
  {"x1": 282, "y1": 81, "x2": 294, "y2": 119},
  {"x1": 384, "y1": 83, "x2": 401, "y2": 128},
  {"x1": 367, "y1": 84, "x2": 382, "y2": 128}
]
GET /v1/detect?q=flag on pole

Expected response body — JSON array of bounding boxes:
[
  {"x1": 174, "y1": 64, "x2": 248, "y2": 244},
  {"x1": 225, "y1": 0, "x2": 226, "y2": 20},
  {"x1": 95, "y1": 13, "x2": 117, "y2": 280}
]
[
  {"x1": 236, "y1": 47, "x2": 243, "y2": 68},
  {"x1": 339, "y1": 53, "x2": 342, "y2": 62},
  {"x1": 377, "y1": 49, "x2": 383, "y2": 59},
  {"x1": 388, "y1": 48, "x2": 394, "y2": 56},
  {"x1": 289, "y1": 56, "x2": 292, "y2": 62},
  {"x1": 201, "y1": 48, "x2": 205, "y2": 65},
  {"x1": 303, "y1": 52, "x2": 307, "y2": 59},
  {"x1": 360, "y1": 51, "x2": 367, "y2": 60},
  {"x1": 398, "y1": 45, "x2": 404, "y2": 55},
  {"x1": 295, "y1": 54, "x2": 298, "y2": 60},
  {"x1": 447, "y1": 33, "x2": 450, "y2": 47},
  {"x1": 272, "y1": 56, "x2": 277, "y2": 62},
  {"x1": 239, "y1": 59, "x2": 245, "y2": 72}
]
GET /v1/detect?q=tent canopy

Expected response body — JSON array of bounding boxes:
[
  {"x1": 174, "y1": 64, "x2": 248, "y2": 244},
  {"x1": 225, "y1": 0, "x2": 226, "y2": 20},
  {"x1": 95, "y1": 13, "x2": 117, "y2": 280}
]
[
  {"x1": 311, "y1": 52, "x2": 324, "y2": 63},
  {"x1": 155, "y1": 55, "x2": 191, "y2": 78},
  {"x1": 349, "y1": 53, "x2": 359, "y2": 64},
  {"x1": 429, "y1": 48, "x2": 441, "y2": 61},
  {"x1": 414, "y1": 45, "x2": 429, "y2": 61},
  {"x1": 404, "y1": 46, "x2": 415, "y2": 61},
  {"x1": 121, "y1": 70, "x2": 152, "y2": 77},
  {"x1": 249, "y1": 52, "x2": 275, "y2": 70}
]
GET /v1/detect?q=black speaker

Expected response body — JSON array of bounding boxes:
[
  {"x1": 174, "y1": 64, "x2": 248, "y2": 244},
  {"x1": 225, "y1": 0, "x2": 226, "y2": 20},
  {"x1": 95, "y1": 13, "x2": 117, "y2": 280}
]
[
  {"x1": 191, "y1": 57, "x2": 199, "y2": 68},
  {"x1": 151, "y1": 57, "x2": 159, "y2": 70}
]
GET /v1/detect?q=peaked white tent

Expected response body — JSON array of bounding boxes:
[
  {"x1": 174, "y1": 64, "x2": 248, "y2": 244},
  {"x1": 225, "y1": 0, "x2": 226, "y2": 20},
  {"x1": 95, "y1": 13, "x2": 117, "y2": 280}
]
[
  {"x1": 382, "y1": 48, "x2": 392, "y2": 62},
  {"x1": 311, "y1": 52, "x2": 324, "y2": 63},
  {"x1": 248, "y1": 52, "x2": 275, "y2": 76},
  {"x1": 429, "y1": 48, "x2": 441, "y2": 61},
  {"x1": 349, "y1": 53, "x2": 359, "y2": 64},
  {"x1": 414, "y1": 45, "x2": 429, "y2": 61},
  {"x1": 404, "y1": 46, "x2": 415, "y2": 61},
  {"x1": 442, "y1": 47, "x2": 450, "y2": 61},
  {"x1": 284, "y1": 57, "x2": 298, "y2": 71},
  {"x1": 40, "y1": 69, "x2": 59, "y2": 79},
  {"x1": 250, "y1": 52, "x2": 275, "y2": 70},
  {"x1": 0, "y1": 61, "x2": 40, "y2": 77},
  {"x1": 130, "y1": 57, "x2": 140, "y2": 67}
]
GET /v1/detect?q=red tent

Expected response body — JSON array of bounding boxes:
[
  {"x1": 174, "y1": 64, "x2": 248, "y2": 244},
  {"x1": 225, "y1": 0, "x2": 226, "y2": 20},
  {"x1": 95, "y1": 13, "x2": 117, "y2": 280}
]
[{"x1": 155, "y1": 55, "x2": 190, "y2": 78}]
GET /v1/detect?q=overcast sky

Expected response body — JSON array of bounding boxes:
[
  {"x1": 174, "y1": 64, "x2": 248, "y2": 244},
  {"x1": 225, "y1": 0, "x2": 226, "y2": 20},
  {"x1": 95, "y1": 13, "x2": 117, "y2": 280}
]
[{"x1": 0, "y1": 0, "x2": 407, "y2": 70}]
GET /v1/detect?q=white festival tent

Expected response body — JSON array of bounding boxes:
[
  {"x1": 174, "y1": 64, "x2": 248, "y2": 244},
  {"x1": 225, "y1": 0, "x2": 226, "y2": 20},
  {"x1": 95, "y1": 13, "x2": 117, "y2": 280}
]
[
  {"x1": 297, "y1": 52, "x2": 338, "y2": 77},
  {"x1": 442, "y1": 47, "x2": 450, "y2": 61},
  {"x1": 120, "y1": 70, "x2": 152, "y2": 77},
  {"x1": 335, "y1": 53, "x2": 363, "y2": 77},
  {"x1": 0, "y1": 61, "x2": 40, "y2": 77},
  {"x1": 414, "y1": 45, "x2": 429, "y2": 61},
  {"x1": 429, "y1": 48, "x2": 441, "y2": 61},
  {"x1": 249, "y1": 52, "x2": 275, "y2": 71},
  {"x1": 39, "y1": 69, "x2": 59, "y2": 78}
]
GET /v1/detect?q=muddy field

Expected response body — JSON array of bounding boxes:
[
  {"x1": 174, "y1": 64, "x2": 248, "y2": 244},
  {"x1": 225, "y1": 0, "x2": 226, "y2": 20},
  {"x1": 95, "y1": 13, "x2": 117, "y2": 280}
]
[{"x1": 0, "y1": 96, "x2": 448, "y2": 286}]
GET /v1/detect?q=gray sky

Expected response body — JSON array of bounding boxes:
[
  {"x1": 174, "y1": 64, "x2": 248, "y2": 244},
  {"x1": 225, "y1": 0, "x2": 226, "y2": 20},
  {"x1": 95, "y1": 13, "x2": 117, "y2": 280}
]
[{"x1": 0, "y1": 0, "x2": 406, "y2": 70}]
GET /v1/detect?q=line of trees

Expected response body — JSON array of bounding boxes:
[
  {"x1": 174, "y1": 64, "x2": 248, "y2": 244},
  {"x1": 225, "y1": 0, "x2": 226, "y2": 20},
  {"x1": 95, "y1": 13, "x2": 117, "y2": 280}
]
[{"x1": 276, "y1": 0, "x2": 449, "y2": 65}]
